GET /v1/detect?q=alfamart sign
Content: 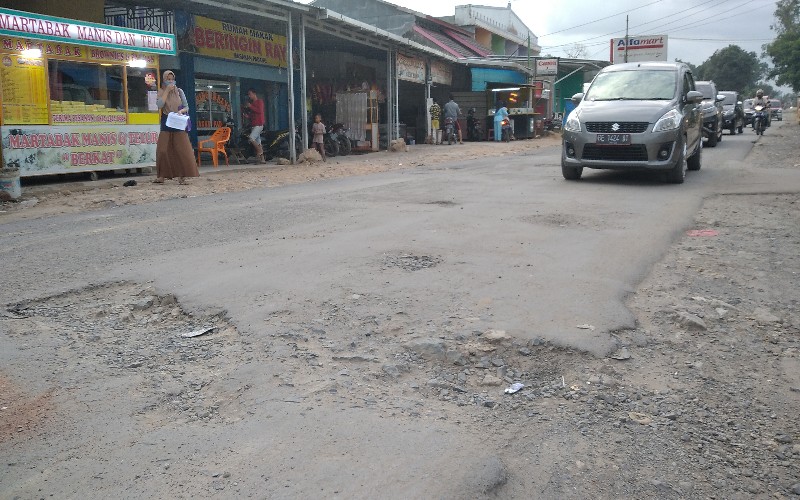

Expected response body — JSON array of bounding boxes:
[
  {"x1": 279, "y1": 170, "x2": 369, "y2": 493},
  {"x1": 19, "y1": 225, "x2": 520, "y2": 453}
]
[
  {"x1": 0, "y1": 7, "x2": 176, "y2": 55},
  {"x1": 610, "y1": 35, "x2": 667, "y2": 64}
]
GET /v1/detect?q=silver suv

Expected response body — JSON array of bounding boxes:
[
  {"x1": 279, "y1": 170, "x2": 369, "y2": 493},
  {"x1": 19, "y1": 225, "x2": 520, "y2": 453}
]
[
  {"x1": 695, "y1": 80, "x2": 725, "y2": 147},
  {"x1": 562, "y1": 62, "x2": 703, "y2": 184}
]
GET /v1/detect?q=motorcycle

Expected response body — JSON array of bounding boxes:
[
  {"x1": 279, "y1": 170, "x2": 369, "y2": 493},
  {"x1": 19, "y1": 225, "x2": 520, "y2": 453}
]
[
  {"x1": 238, "y1": 125, "x2": 301, "y2": 161},
  {"x1": 443, "y1": 117, "x2": 456, "y2": 145},
  {"x1": 466, "y1": 108, "x2": 482, "y2": 141},
  {"x1": 308, "y1": 121, "x2": 339, "y2": 157},
  {"x1": 329, "y1": 123, "x2": 351, "y2": 156},
  {"x1": 752, "y1": 104, "x2": 768, "y2": 136},
  {"x1": 543, "y1": 116, "x2": 562, "y2": 132},
  {"x1": 501, "y1": 117, "x2": 513, "y2": 142}
]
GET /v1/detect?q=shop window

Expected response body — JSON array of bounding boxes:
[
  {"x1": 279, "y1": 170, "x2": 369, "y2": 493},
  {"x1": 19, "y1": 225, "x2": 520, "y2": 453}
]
[
  {"x1": 195, "y1": 78, "x2": 232, "y2": 134},
  {"x1": 48, "y1": 60, "x2": 124, "y2": 110},
  {"x1": 126, "y1": 67, "x2": 159, "y2": 113}
]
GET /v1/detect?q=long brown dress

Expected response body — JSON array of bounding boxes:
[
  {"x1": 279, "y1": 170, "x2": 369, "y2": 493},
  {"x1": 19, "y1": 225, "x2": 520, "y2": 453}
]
[{"x1": 155, "y1": 84, "x2": 199, "y2": 180}]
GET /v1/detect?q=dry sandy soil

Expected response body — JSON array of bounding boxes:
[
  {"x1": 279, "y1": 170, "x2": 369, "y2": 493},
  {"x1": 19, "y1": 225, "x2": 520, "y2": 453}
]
[{"x1": 1, "y1": 126, "x2": 799, "y2": 498}]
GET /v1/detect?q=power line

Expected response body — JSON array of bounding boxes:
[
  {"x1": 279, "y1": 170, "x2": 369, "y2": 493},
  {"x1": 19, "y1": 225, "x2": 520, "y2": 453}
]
[
  {"x1": 538, "y1": 0, "x2": 664, "y2": 38},
  {"x1": 540, "y1": 0, "x2": 728, "y2": 50},
  {"x1": 542, "y1": 0, "x2": 770, "y2": 57}
]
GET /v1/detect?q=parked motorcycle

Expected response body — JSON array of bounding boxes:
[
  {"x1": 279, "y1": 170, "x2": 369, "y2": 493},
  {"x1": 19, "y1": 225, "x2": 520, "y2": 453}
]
[
  {"x1": 466, "y1": 108, "x2": 482, "y2": 141},
  {"x1": 307, "y1": 121, "x2": 339, "y2": 157},
  {"x1": 238, "y1": 125, "x2": 301, "y2": 161},
  {"x1": 752, "y1": 104, "x2": 768, "y2": 136},
  {"x1": 329, "y1": 123, "x2": 351, "y2": 155},
  {"x1": 543, "y1": 116, "x2": 562, "y2": 132}
]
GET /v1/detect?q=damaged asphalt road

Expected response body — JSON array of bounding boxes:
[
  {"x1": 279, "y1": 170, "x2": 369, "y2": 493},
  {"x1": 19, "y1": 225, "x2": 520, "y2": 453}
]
[{"x1": 1, "y1": 123, "x2": 799, "y2": 498}]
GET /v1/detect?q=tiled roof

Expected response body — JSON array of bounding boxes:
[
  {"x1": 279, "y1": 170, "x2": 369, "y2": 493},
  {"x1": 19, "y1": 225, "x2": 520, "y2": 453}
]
[
  {"x1": 412, "y1": 25, "x2": 490, "y2": 58},
  {"x1": 444, "y1": 28, "x2": 492, "y2": 57}
]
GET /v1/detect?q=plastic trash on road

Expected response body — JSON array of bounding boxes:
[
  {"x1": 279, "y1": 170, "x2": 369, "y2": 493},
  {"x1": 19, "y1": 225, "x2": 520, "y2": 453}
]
[
  {"x1": 504, "y1": 382, "x2": 524, "y2": 394},
  {"x1": 181, "y1": 326, "x2": 215, "y2": 338}
]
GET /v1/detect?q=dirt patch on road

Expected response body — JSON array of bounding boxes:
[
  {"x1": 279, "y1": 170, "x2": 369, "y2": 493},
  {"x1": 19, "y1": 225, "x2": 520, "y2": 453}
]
[
  {"x1": 0, "y1": 374, "x2": 54, "y2": 442},
  {"x1": 0, "y1": 135, "x2": 561, "y2": 223}
]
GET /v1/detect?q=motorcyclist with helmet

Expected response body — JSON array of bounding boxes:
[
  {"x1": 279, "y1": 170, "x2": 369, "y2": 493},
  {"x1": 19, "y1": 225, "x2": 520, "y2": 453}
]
[{"x1": 753, "y1": 89, "x2": 771, "y2": 128}]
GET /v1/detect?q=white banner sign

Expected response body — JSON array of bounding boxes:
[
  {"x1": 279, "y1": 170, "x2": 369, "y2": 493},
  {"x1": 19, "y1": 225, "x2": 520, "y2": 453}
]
[
  {"x1": 610, "y1": 35, "x2": 667, "y2": 64},
  {"x1": 397, "y1": 53, "x2": 425, "y2": 84},
  {"x1": 536, "y1": 58, "x2": 558, "y2": 76},
  {"x1": 2, "y1": 124, "x2": 160, "y2": 177}
]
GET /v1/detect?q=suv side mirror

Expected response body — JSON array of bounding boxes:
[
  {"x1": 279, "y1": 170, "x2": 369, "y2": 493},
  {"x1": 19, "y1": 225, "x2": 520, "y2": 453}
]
[
  {"x1": 686, "y1": 90, "x2": 703, "y2": 104},
  {"x1": 715, "y1": 94, "x2": 725, "y2": 102},
  {"x1": 571, "y1": 92, "x2": 584, "y2": 104}
]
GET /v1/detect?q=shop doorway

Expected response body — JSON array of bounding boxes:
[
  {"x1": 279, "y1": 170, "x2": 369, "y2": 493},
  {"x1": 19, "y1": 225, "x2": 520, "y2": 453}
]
[{"x1": 194, "y1": 78, "x2": 233, "y2": 139}]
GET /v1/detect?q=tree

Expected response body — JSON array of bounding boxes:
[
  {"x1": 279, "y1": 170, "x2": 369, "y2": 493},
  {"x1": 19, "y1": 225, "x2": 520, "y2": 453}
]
[
  {"x1": 695, "y1": 45, "x2": 764, "y2": 92},
  {"x1": 674, "y1": 58, "x2": 698, "y2": 75},
  {"x1": 766, "y1": 0, "x2": 800, "y2": 91},
  {"x1": 565, "y1": 43, "x2": 587, "y2": 59}
]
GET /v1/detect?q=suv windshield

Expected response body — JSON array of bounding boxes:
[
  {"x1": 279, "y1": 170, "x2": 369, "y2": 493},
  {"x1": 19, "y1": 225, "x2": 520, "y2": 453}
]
[
  {"x1": 585, "y1": 69, "x2": 676, "y2": 101},
  {"x1": 696, "y1": 83, "x2": 715, "y2": 99}
]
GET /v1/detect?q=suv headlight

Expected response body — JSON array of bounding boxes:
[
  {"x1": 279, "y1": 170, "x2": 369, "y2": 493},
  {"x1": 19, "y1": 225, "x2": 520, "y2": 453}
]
[
  {"x1": 564, "y1": 112, "x2": 581, "y2": 132},
  {"x1": 653, "y1": 109, "x2": 681, "y2": 132}
]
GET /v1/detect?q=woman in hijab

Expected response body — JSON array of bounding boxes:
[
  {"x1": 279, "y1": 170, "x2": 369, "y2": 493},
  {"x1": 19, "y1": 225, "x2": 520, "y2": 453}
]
[{"x1": 154, "y1": 70, "x2": 199, "y2": 184}]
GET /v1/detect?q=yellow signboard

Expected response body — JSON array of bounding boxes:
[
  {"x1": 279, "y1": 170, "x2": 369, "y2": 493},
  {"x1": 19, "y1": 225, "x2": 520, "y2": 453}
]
[
  {"x1": 0, "y1": 53, "x2": 47, "y2": 124},
  {"x1": 1, "y1": 36, "x2": 157, "y2": 65},
  {"x1": 186, "y1": 15, "x2": 287, "y2": 67}
]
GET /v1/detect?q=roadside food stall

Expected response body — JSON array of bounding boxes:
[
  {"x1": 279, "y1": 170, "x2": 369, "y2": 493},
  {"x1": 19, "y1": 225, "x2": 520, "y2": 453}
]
[
  {"x1": 0, "y1": 7, "x2": 176, "y2": 178},
  {"x1": 486, "y1": 82, "x2": 547, "y2": 140}
]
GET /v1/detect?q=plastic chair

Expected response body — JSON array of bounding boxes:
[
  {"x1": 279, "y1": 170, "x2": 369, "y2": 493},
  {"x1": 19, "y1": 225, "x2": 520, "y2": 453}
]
[{"x1": 197, "y1": 127, "x2": 231, "y2": 168}]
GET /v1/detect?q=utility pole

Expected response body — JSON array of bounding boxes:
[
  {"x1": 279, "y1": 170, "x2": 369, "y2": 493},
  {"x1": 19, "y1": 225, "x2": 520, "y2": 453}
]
[
  {"x1": 624, "y1": 15, "x2": 629, "y2": 63},
  {"x1": 527, "y1": 33, "x2": 531, "y2": 84}
]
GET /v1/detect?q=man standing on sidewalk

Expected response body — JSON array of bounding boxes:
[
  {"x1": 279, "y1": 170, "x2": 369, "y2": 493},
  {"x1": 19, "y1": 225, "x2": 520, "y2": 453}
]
[{"x1": 244, "y1": 88, "x2": 266, "y2": 162}]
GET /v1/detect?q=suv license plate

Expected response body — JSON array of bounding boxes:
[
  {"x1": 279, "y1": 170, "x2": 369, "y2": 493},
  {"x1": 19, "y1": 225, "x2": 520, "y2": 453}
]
[{"x1": 596, "y1": 133, "x2": 631, "y2": 145}]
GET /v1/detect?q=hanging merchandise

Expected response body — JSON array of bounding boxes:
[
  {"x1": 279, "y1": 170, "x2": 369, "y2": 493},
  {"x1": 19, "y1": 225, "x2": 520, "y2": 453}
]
[{"x1": 336, "y1": 92, "x2": 367, "y2": 143}]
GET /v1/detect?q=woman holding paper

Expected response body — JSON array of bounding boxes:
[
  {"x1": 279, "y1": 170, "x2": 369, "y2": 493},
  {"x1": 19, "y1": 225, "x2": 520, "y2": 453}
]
[{"x1": 154, "y1": 70, "x2": 199, "y2": 184}]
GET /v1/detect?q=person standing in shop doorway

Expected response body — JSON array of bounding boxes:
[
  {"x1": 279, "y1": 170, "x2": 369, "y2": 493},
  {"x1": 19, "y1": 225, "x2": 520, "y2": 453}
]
[
  {"x1": 243, "y1": 88, "x2": 265, "y2": 162},
  {"x1": 429, "y1": 99, "x2": 442, "y2": 144},
  {"x1": 312, "y1": 113, "x2": 327, "y2": 162}
]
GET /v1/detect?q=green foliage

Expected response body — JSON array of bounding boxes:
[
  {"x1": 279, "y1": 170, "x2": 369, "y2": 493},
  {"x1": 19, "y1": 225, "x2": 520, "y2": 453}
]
[
  {"x1": 695, "y1": 45, "x2": 764, "y2": 92},
  {"x1": 766, "y1": 0, "x2": 800, "y2": 91},
  {"x1": 748, "y1": 82, "x2": 778, "y2": 100},
  {"x1": 674, "y1": 58, "x2": 698, "y2": 75}
]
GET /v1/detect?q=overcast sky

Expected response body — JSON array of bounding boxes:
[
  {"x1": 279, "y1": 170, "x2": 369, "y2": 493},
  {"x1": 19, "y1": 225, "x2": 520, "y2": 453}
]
[{"x1": 297, "y1": 0, "x2": 779, "y2": 67}]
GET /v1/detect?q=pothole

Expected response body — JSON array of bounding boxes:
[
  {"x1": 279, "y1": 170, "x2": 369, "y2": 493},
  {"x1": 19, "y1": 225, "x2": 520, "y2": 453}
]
[
  {"x1": 2, "y1": 281, "x2": 242, "y2": 423},
  {"x1": 382, "y1": 253, "x2": 443, "y2": 271}
]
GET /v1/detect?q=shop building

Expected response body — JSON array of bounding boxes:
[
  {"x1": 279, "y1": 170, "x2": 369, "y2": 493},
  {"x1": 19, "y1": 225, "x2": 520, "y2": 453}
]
[
  {"x1": 2, "y1": 0, "x2": 570, "y2": 178},
  {"x1": 0, "y1": 6, "x2": 174, "y2": 177},
  {"x1": 310, "y1": 0, "x2": 543, "y2": 141}
]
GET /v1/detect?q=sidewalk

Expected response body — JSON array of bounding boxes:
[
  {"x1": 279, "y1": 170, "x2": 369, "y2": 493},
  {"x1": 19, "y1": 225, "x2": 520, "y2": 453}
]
[{"x1": 23, "y1": 135, "x2": 561, "y2": 193}]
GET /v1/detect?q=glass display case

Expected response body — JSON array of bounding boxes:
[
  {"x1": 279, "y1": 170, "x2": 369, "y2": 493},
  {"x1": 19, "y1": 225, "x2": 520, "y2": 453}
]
[{"x1": 194, "y1": 78, "x2": 232, "y2": 134}]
